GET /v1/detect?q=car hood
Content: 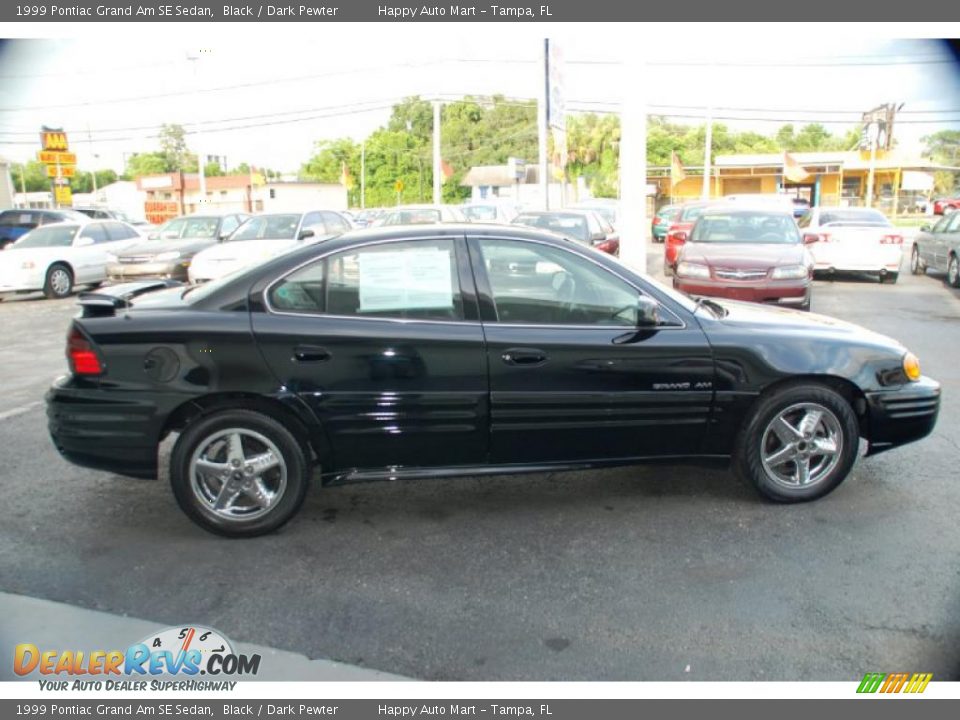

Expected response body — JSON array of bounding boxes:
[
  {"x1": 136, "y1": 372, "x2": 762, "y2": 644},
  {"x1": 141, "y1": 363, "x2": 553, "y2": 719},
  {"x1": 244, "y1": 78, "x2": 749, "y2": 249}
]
[
  {"x1": 701, "y1": 298, "x2": 903, "y2": 351},
  {"x1": 118, "y1": 238, "x2": 217, "y2": 258},
  {"x1": 193, "y1": 239, "x2": 298, "y2": 263},
  {"x1": 682, "y1": 242, "x2": 806, "y2": 268}
]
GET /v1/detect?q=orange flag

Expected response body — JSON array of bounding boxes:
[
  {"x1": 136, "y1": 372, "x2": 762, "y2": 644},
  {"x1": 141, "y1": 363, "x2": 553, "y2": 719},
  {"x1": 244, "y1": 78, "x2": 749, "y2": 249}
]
[
  {"x1": 670, "y1": 151, "x2": 687, "y2": 189},
  {"x1": 783, "y1": 152, "x2": 810, "y2": 183}
]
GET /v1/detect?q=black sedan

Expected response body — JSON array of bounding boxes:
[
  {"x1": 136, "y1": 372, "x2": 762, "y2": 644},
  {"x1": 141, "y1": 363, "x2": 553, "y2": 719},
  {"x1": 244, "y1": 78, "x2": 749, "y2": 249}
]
[{"x1": 47, "y1": 224, "x2": 940, "y2": 536}]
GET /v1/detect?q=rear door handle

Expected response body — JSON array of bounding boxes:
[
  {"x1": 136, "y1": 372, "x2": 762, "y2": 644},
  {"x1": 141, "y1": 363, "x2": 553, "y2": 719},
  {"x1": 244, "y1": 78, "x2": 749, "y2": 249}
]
[
  {"x1": 293, "y1": 345, "x2": 331, "y2": 363},
  {"x1": 501, "y1": 348, "x2": 547, "y2": 366}
]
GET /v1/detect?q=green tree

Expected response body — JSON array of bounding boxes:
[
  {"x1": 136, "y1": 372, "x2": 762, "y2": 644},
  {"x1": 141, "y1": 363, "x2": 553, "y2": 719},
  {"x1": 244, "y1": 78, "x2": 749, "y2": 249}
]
[
  {"x1": 70, "y1": 169, "x2": 119, "y2": 194},
  {"x1": 9, "y1": 161, "x2": 50, "y2": 192},
  {"x1": 203, "y1": 161, "x2": 224, "y2": 177},
  {"x1": 159, "y1": 123, "x2": 193, "y2": 171},
  {"x1": 124, "y1": 152, "x2": 168, "y2": 178}
]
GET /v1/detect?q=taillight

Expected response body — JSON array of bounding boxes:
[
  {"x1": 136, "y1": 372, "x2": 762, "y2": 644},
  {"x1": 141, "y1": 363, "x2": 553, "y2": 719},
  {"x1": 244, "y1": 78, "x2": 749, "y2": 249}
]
[
  {"x1": 880, "y1": 234, "x2": 903, "y2": 245},
  {"x1": 653, "y1": 216, "x2": 662, "y2": 225},
  {"x1": 669, "y1": 231, "x2": 688, "y2": 243},
  {"x1": 67, "y1": 325, "x2": 104, "y2": 376}
]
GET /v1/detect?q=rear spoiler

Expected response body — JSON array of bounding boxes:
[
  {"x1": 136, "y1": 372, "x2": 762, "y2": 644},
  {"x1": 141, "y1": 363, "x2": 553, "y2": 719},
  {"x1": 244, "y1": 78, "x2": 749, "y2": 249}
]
[{"x1": 77, "y1": 279, "x2": 185, "y2": 317}]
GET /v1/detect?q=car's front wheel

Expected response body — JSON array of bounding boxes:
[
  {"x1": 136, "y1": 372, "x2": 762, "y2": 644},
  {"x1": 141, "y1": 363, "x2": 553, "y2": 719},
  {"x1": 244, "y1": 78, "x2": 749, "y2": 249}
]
[
  {"x1": 170, "y1": 409, "x2": 310, "y2": 537},
  {"x1": 734, "y1": 384, "x2": 859, "y2": 503},
  {"x1": 43, "y1": 263, "x2": 73, "y2": 299},
  {"x1": 910, "y1": 245, "x2": 924, "y2": 275},
  {"x1": 948, "y1": 255, "x2": 960, "y2": 288}
]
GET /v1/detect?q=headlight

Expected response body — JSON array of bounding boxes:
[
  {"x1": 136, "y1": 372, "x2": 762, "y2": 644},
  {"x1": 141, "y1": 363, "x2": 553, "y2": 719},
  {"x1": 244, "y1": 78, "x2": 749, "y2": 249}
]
[
  {"x1": 154, "y1": 251, "x2": 181, "y2": 261},
  {"x1": 771, "y1": 264, "x2": 808, "y2": 280},
  {"x1": 903, "y1": 352, "x2": 921, "y2": 382},
  {"x1": 20, "y1": 260, "x2": 35, "y2": 270},
  {"x1": 676, "y1": 262, "x2": 710, "y2": 279}
]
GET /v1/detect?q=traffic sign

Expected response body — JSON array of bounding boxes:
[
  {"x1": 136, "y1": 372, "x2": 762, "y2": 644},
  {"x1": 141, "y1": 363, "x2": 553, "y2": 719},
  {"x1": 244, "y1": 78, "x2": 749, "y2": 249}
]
[
  {"x1": 46, "y1": 165, "x2": 76, "y2": 178},
  {"x1": 54, "y1": 186, "x2": 72, "y2": 206},
  {"x1": 394, "y1": 179, "x2": 404, "y2": 193},
  {"x1": 38, "y1": 150, "x2": 77, "y2": 165}
]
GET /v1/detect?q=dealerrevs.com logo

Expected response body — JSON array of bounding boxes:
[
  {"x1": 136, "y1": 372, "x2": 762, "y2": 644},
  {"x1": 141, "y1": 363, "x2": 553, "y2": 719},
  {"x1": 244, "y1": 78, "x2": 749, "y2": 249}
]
[
  {"x1": 13, "y1": 626, "x2": 260, "y2": 690},
  {"x1": 857, "y1": 672, "x2": 933, "y2": 694}
]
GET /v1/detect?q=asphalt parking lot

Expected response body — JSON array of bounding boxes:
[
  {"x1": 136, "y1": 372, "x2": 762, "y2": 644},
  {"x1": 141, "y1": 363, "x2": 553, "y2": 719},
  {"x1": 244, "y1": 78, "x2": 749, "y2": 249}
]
[{"x1": 1, "y1": 247, "x2": 958, "y2": 681}]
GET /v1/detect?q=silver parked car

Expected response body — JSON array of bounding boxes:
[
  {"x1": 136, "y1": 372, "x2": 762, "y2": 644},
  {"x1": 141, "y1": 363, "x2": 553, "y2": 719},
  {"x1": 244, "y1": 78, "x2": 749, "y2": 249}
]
[{"x1": 911, "y1": 211, "x2": 960, "y2": 287}]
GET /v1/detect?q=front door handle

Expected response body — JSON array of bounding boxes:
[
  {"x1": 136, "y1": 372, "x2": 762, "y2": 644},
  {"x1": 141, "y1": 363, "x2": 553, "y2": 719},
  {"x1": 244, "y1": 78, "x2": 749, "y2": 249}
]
[
  {"x1": 293, "y1": 345, "x2": 331, "y2": 363},
  {"x1": 501, "y1": 348, "x2": 547, "y2": 366}
]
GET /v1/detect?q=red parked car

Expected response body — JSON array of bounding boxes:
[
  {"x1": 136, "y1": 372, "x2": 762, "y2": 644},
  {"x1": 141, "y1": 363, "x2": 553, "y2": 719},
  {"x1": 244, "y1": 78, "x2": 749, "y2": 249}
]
[
  {"x1": 663, "y1": 201, "x2": 716, "y2": 275},
  {"x1": 673, "y1": 206, "x2": 815, "y2": 311},
  {"x1": 932, "y1": 197, "x2": 960, "y2": 215}
]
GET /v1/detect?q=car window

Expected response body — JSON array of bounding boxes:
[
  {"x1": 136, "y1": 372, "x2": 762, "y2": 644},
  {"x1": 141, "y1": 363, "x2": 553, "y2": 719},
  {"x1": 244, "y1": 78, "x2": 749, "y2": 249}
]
[
  {"x1": 220, "y1": 215, "x2": 241, "y2": 236},
  {"x1": 691, "y1": 212, "x2": 801, "y2": 244},
  {"x1": 322, "y1": 211, "x2": 349, "y2": 233},
  {"x1": 12, "y1": 225, "x2": 79, "y2": 248},
  {"x1": 156, "y1": 218, "x2": 187, "y2": 239},
  {"x1": 301, "y1": 212, "x2": 324, "y2": 234},
  {"x1": 269, "y1": 239, "x2": 464, "y2": 321},
  {"x1": 478, "y1": 239, "x2": 639, "y2": 326},
  {"x1": 0, "y1": 211, "x2": 37, "y2": 227},
  {"x1": 947, "y1": 213, "x2": 960, "y2": 233},
  {"x1": 819, "y1": 209, "x2": 889, "y2": 226},
  {"x1": 103, "y1": 221, "x2": 138, "y2": 241},
  {"x1": 80, "y1": 223, "x2": 111, "y2": 244},
  {"x1": 383, "y1": 209, "x2": 442, "y2": 225},
  {"x1": 681, "y1": 205, "x2": 707, "y2": 223},
  {"x1": 231, "y1": 214, "x2": 301, "y2": 241},
  {"x1": 182, "y1": 217, "x2": 221, "y2": 239}
]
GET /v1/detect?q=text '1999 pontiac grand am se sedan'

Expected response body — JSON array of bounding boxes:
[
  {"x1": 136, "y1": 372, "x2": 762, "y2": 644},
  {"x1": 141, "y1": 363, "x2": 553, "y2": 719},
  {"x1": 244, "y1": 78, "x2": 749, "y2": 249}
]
[{"x1": 47, "y1": 224, "x2": 941, "y2": 537}]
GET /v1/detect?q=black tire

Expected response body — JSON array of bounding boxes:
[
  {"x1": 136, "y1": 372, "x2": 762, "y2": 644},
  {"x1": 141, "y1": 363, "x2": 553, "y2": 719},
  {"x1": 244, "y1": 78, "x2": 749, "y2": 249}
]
[
  {"x1": 43, "y1": 263, "x2": 73, "y2": 299},
  {"x1": 170, "y1": 409, "x2": 310, "y2": 537},
  {"x1": 881, "y1": 272, "x2": 899, "y2": 285},
  {"x1": 948, "y1": 255, "x2": 960, "y2": 289},
  {"x1": 910, "y1": 245, "x2": 924, "y2": 275},
  {"x1": 733, "y1": 383, "x2": 859, "y2": 503}
]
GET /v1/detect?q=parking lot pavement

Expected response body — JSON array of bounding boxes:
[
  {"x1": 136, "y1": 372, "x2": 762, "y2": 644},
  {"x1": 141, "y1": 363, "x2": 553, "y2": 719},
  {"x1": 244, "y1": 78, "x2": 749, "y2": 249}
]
[{"x1": 1, "y1": 255, "x2": 959, "y2": 682}]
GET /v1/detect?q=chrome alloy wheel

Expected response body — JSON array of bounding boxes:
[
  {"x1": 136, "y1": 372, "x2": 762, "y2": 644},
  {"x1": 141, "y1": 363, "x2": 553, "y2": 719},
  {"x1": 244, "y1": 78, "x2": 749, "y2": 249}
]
[
  {"x1": 189, "y1": 428, "x2": 287, "y2": 522},
  {"x1": 49, "y1": 268, "x2": 71, "y2": 296},
  {"x1": 760, "y1": 402, "x2": 843, "y2": 490}
]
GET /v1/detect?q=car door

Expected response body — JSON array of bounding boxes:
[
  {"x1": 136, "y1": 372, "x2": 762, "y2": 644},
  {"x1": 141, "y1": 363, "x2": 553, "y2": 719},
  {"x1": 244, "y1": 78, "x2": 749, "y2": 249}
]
[
  {"x1": 468, "y1": 234, "x2": 714, "y2": 465},
  {"x1": 70, "y1": 223, "x2": 112, "y2": 282},
  {"x1": 923, "y1": 215, "x2": 951, "y2": 271},
  {"x1": 939, "y1": 212, "x2": 960, "y2": 270},
  {"x1": 251, "y1": 234, "x2": 489, "y2": 474}
]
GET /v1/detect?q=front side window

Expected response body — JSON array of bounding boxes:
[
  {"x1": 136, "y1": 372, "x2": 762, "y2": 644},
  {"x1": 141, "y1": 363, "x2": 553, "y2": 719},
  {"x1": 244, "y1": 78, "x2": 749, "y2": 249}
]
[
  {"x1": 232, "y1": 214, "x2": 301, "y2": 241},
  {"x1": 269, "y1": 239, "x2": 463, "y2": 321},
  {"x1": 104, "y1": 221, "x2": 138, "y2": 241},
  {"x1": 478, "y1": 239, "x2": 639, "y2": 326},
  {"x1": 79, "y1": 224, "x2": 110, "y2": 244}
]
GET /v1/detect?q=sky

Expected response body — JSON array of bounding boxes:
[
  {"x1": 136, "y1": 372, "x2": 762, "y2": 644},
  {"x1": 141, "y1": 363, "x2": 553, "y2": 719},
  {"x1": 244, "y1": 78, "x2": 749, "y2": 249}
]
[{"x1": 1, "y1": 26, "x2": 959, "y2": 174}]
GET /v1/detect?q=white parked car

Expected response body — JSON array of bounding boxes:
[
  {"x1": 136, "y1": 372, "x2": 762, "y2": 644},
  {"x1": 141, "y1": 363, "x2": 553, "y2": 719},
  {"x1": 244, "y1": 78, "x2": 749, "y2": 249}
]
[
  {"x1": 377, "y1": 204, "x2": 468, "y2": 226},
  {"x1": 797, "y1": 207, "x2": 904, "y2": 283},
  {"x1": 461, "y1": 202, "x2": 519, "y2": 224},
  {"x1": 188, "y1": 210, "x2": 351, "y2": 283},
  {"x1": 0, "y1": 220, "x2": 144, "y2": 299}
]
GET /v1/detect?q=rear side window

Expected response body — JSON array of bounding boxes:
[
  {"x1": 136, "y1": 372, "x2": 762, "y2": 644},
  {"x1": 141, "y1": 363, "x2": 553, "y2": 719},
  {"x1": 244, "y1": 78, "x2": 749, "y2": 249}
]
[
  {"x1": 79, "y1": 224, "x2": 110, "y2": 244},
  {"x1": 104, "y1": 222, "x2": 139, "y2": 241},
  {"x1": 269, "y1": 239, "x2": 463, "y2": 321}
]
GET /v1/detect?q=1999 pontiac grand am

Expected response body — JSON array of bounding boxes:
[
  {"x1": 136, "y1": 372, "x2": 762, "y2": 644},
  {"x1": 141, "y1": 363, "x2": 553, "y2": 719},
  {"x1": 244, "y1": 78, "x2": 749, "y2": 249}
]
[{"x1": 47, "y1": 224, "x2": 940, "y2": 536}]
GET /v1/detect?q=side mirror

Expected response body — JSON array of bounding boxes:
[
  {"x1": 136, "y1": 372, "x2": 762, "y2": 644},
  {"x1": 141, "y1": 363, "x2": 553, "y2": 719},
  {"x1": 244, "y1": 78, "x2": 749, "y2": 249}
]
[
  {"x1": 298, "y1": 228, "x2": 316, "y2": 241},
  {"x1": 74, "y1": 237, "x2": 94, "y2": 247},
  {"x1": 802, "y1": 233, "x2": 820, "y2": 245},
  {"x1": 218, "y1": 231, "x2": 231, "y2": 242},
  {"x1": 920, "y1": 224, "x2": 930, "y2": 232},
  {"x1": 636, "y1": 295, "x2": 661, "y2": 328}
]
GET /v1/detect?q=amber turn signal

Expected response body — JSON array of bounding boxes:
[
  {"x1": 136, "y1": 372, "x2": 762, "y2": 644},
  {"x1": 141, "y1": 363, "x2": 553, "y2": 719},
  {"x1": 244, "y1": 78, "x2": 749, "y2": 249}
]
[{"x1": 903, "y1": 352, "x2": 921, "y2": 382}]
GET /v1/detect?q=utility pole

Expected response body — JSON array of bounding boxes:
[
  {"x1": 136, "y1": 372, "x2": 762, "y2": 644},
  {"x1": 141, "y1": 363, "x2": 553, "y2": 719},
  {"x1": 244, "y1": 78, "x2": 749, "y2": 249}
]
[
  {"x1": 360, "y1": 142, "x2": 366, "y2": 210},
  {"x1": 702, "y1": 104, "x2": 713, "y2": 200},
  {"x1": 432, "y1": 101, "x2": 442, "y2": 204},
  {"x1": 539, "y1": 38, "x2": 550, "y2": 210},
  {"x1": 87, "y1": 124, "x2": 98, "y2": 197},
  {"x1": 187, "y1": 50, "x2": 206, "y2": 204},
  {"x1": 618, "y1": 46, "x2": 648, "y2": 273}
]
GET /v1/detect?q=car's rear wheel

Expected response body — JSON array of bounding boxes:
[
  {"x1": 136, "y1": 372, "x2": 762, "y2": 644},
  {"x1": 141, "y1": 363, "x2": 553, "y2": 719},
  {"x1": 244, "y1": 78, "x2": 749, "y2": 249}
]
[
  {"x1": 43, "y1": 263, "x2": 73, "y2": 299},
  {"x1": 170, "y1": 409, "x2": 310, "y2": 537},
  {"x1": 881, "y1": 272, "x2": 899, "y2": 284},
  {"x1": 734, "y1": 384, "x2": 859, "y2": 503},
  {"x1": 948, "y1": 255, "x2": 960, "y2": 288},
  {"x1": 910, "y1": 245, "x2": 924, "y2": 275}
]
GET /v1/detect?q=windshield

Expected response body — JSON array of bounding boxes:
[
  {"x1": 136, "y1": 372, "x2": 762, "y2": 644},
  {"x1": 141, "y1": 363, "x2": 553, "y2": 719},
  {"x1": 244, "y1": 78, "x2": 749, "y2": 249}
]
[
  {"x1": 230, "y1": 214, "x2": 301, "y2": 241},
  {"x1": 182, "y1": 217, "x2": 222, "y2": 239},
  {"x1": 691, "y1": 212, "x2": 801, "y2": 244},
  {"x1": 515, "y1": 213, "x2": 591, "y2": 242},
  {"x1": 462, "y1": 206, "x2": 498, "y2": 222},
  {"x1": 383, "y1": 209, "x2": 442, "y2": 225},
  {"x1": 13, "y1": 225, "x2": 79, "y2": 248},
  {"x1": 819, "y1": 209, "x2": 891, "y2": 227}
]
